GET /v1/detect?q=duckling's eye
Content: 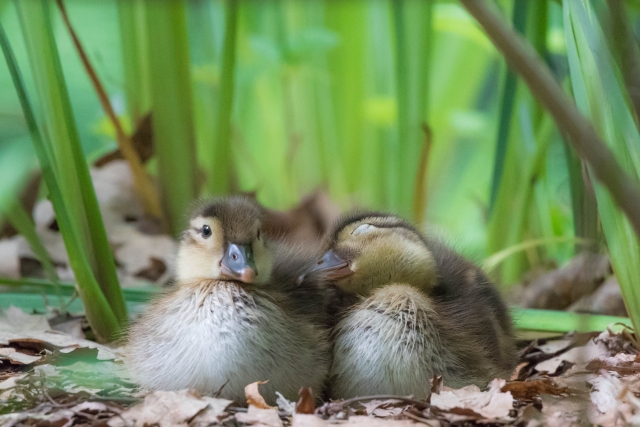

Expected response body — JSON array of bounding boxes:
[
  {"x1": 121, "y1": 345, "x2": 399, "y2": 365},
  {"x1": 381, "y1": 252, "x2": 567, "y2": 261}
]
[
  {"x1": 201, "y1": 225, "x2": 212, "y2": 239},
  {"x1": 352, "y1": 224, "x2": 376, "y2": 236},
  {"x1": 256, "y1": 229, "x2": 261, "y2": 241}
]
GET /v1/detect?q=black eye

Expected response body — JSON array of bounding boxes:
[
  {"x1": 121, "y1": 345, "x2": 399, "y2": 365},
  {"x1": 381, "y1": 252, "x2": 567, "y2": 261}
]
[
  {"x1": 201, "y1": 225, "x2": 212, "y2": 238},
  {"x1": 257, "y1": 229, "x2": 261, "y2": 241}
]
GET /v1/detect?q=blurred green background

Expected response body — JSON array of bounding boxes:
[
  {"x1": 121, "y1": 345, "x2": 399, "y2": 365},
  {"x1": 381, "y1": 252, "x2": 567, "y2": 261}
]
[{"x1": 2, "y1": 0, "x2": 640, "y2": 340}]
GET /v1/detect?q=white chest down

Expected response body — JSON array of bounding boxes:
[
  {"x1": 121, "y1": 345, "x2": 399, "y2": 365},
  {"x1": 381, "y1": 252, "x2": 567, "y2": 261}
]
[{"x1": 125, "y1": 282, "x2": 329, "y2": 404}]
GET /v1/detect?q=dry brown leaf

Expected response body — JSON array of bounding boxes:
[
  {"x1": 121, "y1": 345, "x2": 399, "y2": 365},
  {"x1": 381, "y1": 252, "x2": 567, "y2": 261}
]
[
  {"x1": 236, "y1": 406, "x2": 284, "y2": 427},
  {"x1": 262, "y1": 190, "x2": 340, "y2": 244},
  {"x1": 296, "y1": 387, "x2": 315, "y2": 414},
  {"x1": 521, "y1": 252, "x2": 610, "y2": 310},
  {"x1": 108, "y1": 389, "x2": 231, "y2": 427},
  {"x1": 246, "y1": 380, "x2": 274, "y2": 409},
  {"x1": 0, "y1": 306, "x2": 115, "y2": 361},
  {"x1": 540, "y1": 394, "x2": 590, "y2": 427},
  {"x1": 431, "y1": 379, "x2": 513, "y2": 419},
  {"x1": 586, "y1": 353, "x2": 640, "y2": 375},
  {"x1": 0, "y1": 347, "x2": 41, "y2": 365},
  {"x1": 501, "y1": 379, "x2": 567, "y2": 400},
  {"x1": 535, "y1": 338, "x2": 610, "y2": 374},
  {"x1": 569, "y1": 276, "x2": 627, "y2": 317},
  {"x1": 292, "y1": 414, "x2": 429, "y2": 426},
  {"x1": 430, "y1": 379, "x2": 514, "y2": 421}
]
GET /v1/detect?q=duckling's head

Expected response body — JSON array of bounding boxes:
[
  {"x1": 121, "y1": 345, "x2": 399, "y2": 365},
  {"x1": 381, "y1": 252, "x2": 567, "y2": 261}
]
[
  {"x1": 176, "y1": 196, "x2": 272, "y2": 285},
  {"x1": 312, "y1": 212, "x2": 437, "y2": 296}
]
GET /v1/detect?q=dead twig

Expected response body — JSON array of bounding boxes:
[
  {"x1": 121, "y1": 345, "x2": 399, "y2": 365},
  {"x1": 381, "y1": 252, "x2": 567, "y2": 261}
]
[{"x1": 55, "y1": 0, "x2": 163, "y2": 220}]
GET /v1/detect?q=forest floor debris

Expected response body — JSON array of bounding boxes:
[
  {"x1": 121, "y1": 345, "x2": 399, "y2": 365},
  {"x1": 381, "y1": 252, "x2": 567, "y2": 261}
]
[{"x1": 1, "y1": 306, "x2": 640, "y2": 426}]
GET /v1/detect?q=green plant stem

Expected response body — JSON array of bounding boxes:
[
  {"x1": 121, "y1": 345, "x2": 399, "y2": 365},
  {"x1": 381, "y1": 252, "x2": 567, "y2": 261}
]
[
  {"x1": 488, "y1": 0, "x2": 528, "y2": 213},
  {"x1": 606, "y1": 0, "x2": 640, "y2": 126},
  {"x1": 513, "y1": 307, "x2": 631, "y2": 333},
  {"x1": 144, "y1": 0, "x2": 198, "y2": 234},
  {"x1": 0, "y1": 277, "x2": 158, "y2": 302},
  {"x1": 207, "y1": 0, "x2": 238, "y2": 195},
  {"x1": 0, "y1": 17, "x2": 121, "y2": 341},
  {"x1": 460, "y1": 0, "x2": 640, "y2": 239},
  {"x1": 118, "y1": 0, "x2": 151, "y2": 124}
]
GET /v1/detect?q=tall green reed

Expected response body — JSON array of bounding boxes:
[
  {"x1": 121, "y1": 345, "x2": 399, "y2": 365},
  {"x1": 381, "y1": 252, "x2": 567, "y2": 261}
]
[{"x1": 1, "y1": 5, "x2": 124, "y2": 340}]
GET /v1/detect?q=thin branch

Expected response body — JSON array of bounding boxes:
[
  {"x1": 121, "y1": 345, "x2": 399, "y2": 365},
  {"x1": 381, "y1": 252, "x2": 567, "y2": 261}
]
[
  {"x1": 460, "y1": 0, "x2": 640, "y2": 238},
  {"x1": 56, "y1": 0, "x2": 163, "y2": 220}
]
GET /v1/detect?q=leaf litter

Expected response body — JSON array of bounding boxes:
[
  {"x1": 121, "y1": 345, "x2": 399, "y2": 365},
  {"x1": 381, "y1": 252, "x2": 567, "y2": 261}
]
[{"x1": 1, "y1": 163, "x2": 640, "y2": 425}]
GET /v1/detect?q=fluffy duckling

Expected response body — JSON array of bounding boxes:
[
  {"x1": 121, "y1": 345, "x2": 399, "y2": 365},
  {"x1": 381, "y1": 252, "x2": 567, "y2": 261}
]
[
  {"x1": 124, "y1": 196, "x2": 329, "y2": 404},
  {"x1": 313, "y1": 212, "x2": 516, "y2": 399}
]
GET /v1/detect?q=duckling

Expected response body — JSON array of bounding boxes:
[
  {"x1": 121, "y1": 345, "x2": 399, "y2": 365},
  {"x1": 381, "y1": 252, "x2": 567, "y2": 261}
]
[
  {"x1": 124, "y1": 196, "x2": 330, "y2": 405},
  {"x1": 312, "y1": 212, "x2": 516, "y2": 399}
]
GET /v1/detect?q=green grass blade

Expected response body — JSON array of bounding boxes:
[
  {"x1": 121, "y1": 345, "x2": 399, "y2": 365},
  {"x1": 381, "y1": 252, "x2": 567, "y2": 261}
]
[
  {"x1": 0, "y1": 18, "x2": 121, "y2": 341},
  {"x1": 513, "y1": 307, "x2": 631, "y2": 333},
  {"x1": 15, "y1": 0, "x2": 127, "y2": 325},
  {"x1": 144, "y1": 0, "x2": 198, "y2": 234},
  {"x1": 564, "y1": 0, "x2": 640, "y2": 332},
  {"x1": 206, "y1": 0, "x2": 238, "y2": 195},
  {"x1": 488, "y1": 0, "x2": 528, "y2": 213},
  {"x1": 0, "y1": 277, "x2": 159, "y2": 303}
]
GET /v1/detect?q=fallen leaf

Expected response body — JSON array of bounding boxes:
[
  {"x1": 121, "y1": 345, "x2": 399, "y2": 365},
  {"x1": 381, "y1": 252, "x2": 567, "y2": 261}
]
[
  {"x1": 587, "y1": 372, "x2": 640, "y2": 426},
  {"x1": 569, "y1": 276, "x2": 627, "y2": 317},
  {"x1": 0, "y1": 306, "x2": 116, "y2": 361},
  {"x1": 430, "y1": 379, "x2": 514, "y2": 420},
  {"x1": 586, "y1": 353, "x2": 640, "y2": 375},
  {"x1": 109, "y1": 389, "x2": 231, "y2": 427},
  {"x1": 521, "y1": 252, "x2": 610, "y2": 310},
  {"x1": 535, "y1": 338, "x2": 610, "y2": 374},
  {"x1": 296, "y1": 387, "x2": 315, "y2": 414},
  {"x1": 540, "y1": 394, "x2": 590, "y2": 427},
  {"x1": 236, "y1": 406, "x2": 284, "y2": 427},
  {"x1": 262, "y1": 190, "x2": 340, "y2": 245},
  {"x1": 275, "y1": 391, "x2": 296, "y2": 416},
  {"x1": 0, "y1": 347, "x2": 41, "y2": 364},
  {"x1": 292, "y1": 414, "x2": 428, "y2": 426},
  {"x1": 501, "y1": 379, "x2": 567, "y2": 400},
  {"x1": 246, "y1": 381, "x2": 273, "y2": 409}
]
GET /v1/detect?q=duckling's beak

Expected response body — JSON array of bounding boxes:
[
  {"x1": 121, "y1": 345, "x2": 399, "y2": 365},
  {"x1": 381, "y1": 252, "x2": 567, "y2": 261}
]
[
  {"x1": 220, "y1": 243, "x2": 257, "y2": 283},
  {"x1": 311, "y1": 249, "x2": 353, "y2": 280}
]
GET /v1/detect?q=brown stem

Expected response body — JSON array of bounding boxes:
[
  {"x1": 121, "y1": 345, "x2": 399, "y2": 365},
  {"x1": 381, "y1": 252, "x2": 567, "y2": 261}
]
[
  {"x1": 460, "y1": 0, "x2": 640, "y2": 238},
  {"x1": 412, "y1": 123, "x2": 433, "y2": 224},
  {"x1": 56, "y1": 0, "x2": 163, "y2": 220}
]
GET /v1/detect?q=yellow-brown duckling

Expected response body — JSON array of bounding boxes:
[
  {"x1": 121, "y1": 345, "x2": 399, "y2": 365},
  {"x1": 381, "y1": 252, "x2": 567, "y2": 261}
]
[
  {"x1": 124, "y1": 196, "x2": 330, "y2": 405},
  {"x1": 311, "y1": 212, "x2": 516, "y2": 399}
]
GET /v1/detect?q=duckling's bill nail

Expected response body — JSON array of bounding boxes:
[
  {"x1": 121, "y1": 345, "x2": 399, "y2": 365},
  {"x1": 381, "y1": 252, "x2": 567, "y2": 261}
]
[
  {"x1": 312, "y1": 250, "x2": 353, "y2": 279},
  {"x1": 221, "y1": 243, "x2": 258, "y2": 283},
  {"x1": 239, "y1": 267, "x2": 256, "y2": 283}
]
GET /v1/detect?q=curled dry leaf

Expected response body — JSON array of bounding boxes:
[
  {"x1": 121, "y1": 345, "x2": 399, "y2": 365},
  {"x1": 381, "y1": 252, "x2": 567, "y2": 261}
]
[
  {"x1": 569, "y1": 276, "x2": 627, "y2": 317},
  {"x1": 520, "y1": 252, "x2": 610, "y2": 310},
  {"x1": 501, "y1": 379, "x2": 567, "y2": 400},
  {"x1": 586, "y1": 353, "x2": 640, "y2": 375},
  {"x1": 0, "y1": 306, "x2": 115, "y2": 362},
  {"x1": 292, "y1": 414, "x2": 428, "y2": 426},
  {"x1": 108, "y1": 389, "x2": 231, "y2": 427},
  {"x1": 235, "y1": 405, "x2": 284, "y2": 427},
  {"x1": 535, "y1": 337, "x2": 610, "y2": 374},
  {"x1": 430, "y1": 379, "x2": 514, "y2": 421},
  {"x1": 296, "y1": 387, "x2": 315, "y2": 414},
  {"x1": 246, "y1": 380, "x2": 274, "y2": 409}
]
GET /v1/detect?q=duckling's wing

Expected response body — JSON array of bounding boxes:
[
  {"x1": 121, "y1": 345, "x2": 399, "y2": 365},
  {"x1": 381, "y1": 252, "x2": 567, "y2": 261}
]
[{"x1": 268, "y1": 241, "x2": 333, "y2": 325}]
